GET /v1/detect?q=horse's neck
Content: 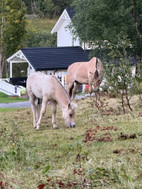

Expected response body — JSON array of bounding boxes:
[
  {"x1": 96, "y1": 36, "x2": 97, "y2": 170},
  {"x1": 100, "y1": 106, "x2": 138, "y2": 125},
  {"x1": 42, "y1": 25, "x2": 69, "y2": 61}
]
[
  {"x1": 52, "y1": 77, "x2": 70, "y2": 108},
  {"x1": 57, "y1": 86, "x2": 70, "y2": 109}
]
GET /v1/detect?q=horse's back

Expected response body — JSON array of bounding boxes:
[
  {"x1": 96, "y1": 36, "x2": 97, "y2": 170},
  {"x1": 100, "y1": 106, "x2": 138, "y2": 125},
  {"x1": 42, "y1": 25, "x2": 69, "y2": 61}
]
[
  {"x1": 27, "y1": 72, "x2": 55, "y2": 99},
  {"x1": 67, "y1": 61, "x2": 90, "y2": 84},
  {"x1": 27, "y1": 72, "x2": 50, "y2": 89},
  {"x1": 67, "y1": 62, "x2": 88, "y2": 79}
]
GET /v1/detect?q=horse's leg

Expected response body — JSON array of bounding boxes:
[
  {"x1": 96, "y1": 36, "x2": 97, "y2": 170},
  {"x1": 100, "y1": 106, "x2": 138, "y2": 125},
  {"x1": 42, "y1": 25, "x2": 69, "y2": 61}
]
[
  {"x1": 36, "y1": 99, "x2": 42, "y2": 123},
  {"x1": 52, "y1": 101, "x2": 58, "y2": 129},
  {"x1": 66, "y1": 81, "x2": 74, "y2": 98},
  {"x1": 29, "y1": 95, "x2": 37, "y2": 128},
  {"x1": 71, "y1": 82, "x2": 80, "y2": 100},
  {"x1": 36, "y1": 97, "x2": 48, "y2": 130}
]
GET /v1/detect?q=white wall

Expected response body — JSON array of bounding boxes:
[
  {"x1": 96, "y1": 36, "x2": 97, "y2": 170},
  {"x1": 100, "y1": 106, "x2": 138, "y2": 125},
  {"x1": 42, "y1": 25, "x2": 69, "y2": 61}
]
[
  {"x1": 27, "y1": 65, "x2": 35, "y2": 76},
  {"x1": 57, "y1": 19, "x2": 80, "y2": 47}
]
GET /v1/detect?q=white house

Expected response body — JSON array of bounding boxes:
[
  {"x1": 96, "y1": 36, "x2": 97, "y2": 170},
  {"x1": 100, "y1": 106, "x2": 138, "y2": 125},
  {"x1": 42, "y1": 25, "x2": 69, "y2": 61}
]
[
  {"x1": 51, "y1": 7, "x2": 80, "y2": 47},
  {"x1": 51, "y1": 7, "x2": 90, "y2": 49}
]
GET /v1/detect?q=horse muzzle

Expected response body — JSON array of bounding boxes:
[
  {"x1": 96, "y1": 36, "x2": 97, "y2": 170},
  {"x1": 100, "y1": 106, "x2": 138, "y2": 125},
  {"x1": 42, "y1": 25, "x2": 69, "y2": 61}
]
[{"x1": 70, "y1": 122, "x2": 76, "y2": 128}]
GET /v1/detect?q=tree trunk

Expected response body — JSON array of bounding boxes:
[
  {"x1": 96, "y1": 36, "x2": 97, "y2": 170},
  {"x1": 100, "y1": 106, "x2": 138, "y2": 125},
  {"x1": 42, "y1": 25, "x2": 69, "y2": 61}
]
[
  {"x1": 0, "y1": 52, "x2": 5, "y2": 78},
  {"x1": 0, "y1": 53, "x2": 3, "y2": 78}
]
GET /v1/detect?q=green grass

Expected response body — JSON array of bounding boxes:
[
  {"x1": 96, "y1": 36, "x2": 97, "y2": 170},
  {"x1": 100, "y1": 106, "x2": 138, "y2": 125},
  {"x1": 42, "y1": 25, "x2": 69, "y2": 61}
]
[
  {"x1": 0, "y1": 95, "x2": 142, "y2": 188},
  {"x1": 0, "y1": 108, "x2": 20, "y2": 112},
  {"x1": 26, "y1": 18, "x2": 58, "y2": 32},
  {"x1": 0, "y1": 92, "x2": 28, "y2": 103}
]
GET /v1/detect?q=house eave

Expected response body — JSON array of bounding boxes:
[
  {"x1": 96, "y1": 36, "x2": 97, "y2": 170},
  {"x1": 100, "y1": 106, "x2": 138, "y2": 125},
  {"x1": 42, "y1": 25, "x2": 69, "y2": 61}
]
[
  {"x1": 51, "y1": 9, "x2": 71, "y2": 33},
  {"x1": 7, "y1": 50, "x2": 35, "y2": 72}
]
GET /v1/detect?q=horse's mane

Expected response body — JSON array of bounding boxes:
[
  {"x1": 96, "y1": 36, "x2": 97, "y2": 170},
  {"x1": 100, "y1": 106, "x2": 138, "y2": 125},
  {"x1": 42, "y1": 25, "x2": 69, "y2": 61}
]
[{"x1": 51, "y1": 75, "x2": 71, "y2": 103}]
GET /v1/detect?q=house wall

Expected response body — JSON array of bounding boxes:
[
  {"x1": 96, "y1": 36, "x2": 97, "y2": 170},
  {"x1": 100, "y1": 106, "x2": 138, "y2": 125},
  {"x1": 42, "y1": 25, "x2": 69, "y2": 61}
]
[
  {"x1": 42, "y1": 70, "x2": 67, "y2": 87},
  {"x1": 57, "y1": 19, "x2": 80, "y2": 47},
  {"x1": 27, "y1": 65, "x2": 35, "y2": 76}
]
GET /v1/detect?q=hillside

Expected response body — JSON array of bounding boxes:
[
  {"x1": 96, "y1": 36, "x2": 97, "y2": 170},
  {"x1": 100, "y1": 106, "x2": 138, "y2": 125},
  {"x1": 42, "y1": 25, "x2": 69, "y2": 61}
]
[
  {"x1": 23, "y1": 17, "x2": 58, "y2": 49},
  {"x1": 26, "y1": 17, "x2": 58, "y2": 33}
]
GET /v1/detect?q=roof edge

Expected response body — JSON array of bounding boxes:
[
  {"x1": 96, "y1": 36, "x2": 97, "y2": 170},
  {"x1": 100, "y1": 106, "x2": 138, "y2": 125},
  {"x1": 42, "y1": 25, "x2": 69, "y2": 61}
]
[{"x1": 51, "y1": 9, "x2": 71, "y2": 33}]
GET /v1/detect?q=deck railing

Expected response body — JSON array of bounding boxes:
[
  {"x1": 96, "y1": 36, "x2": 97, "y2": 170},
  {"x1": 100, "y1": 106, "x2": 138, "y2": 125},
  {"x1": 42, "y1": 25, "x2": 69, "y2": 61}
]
[{"x1": 0, "y1": 79, "x2": 21, "y2": 96}]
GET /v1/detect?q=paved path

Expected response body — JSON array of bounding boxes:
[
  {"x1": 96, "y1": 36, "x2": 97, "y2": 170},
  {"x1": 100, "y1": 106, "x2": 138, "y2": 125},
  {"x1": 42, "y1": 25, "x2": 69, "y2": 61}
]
[
  {"x1": 0, "y1": 101, "x2": 31, "y2": 108},
  {"x1": 0, "y1": 94, "x2": 91, "y2": 108}
]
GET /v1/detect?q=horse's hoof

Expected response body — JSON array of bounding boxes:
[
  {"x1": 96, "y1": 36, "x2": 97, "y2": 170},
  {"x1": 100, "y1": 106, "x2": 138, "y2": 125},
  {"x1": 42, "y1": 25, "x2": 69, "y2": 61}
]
[
  {"x1": 70, "y1": 125, "x2": 76, "y2": 128},
  {"x1": 54, "y1": 127, "x2": 59, "y2": 129},
  {"x1": 70, "y1": 123, "x2": 76, "y2": 128},
  {"x1": 53, "y1": 124, "x2": 59, "y2": 129},
  {"x1": 36, "y1": 126, "x2": 40, "y2": 131}
]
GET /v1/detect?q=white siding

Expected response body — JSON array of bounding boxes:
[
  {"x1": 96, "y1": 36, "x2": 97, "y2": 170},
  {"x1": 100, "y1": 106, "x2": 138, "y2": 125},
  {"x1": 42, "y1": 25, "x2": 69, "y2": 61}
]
[
  {"x1": 57, "y1": 20, "x2": 80, "y2": 47},
  {"x1": 57, "y1": 20, "x2": 71, "y2": 47}
]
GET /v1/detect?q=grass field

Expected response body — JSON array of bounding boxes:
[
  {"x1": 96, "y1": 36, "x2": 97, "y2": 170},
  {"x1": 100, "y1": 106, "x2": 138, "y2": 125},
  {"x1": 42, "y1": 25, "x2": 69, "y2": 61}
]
[
  {"x1": 26, "y1": 18, "x2": 58, "y2": 32},
  {"x1": 0, "y1": 92, "x2": 28, "y2": 103},
  {"x1": 0, "y1": 94, "x2": 142, "y2": 189}
]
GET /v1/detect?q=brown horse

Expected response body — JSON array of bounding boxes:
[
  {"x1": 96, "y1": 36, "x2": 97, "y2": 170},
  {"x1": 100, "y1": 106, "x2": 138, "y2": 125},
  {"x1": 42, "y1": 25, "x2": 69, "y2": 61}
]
[
  {"x1": 66, "y1": 57, "x2": 104, "y2": 100},
  {"x1": 27, "y1": 72, "x2": 77, "y2": 130}
]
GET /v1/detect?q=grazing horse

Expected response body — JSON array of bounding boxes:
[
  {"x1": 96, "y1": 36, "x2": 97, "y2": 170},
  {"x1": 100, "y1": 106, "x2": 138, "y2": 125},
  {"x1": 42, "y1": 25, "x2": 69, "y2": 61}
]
[
  {"x1": 27, "y1": 72, "x2": 77, "y2": 130},
  {"x1": 66, "y1": 57, "x2": 104, "y2": 100}
]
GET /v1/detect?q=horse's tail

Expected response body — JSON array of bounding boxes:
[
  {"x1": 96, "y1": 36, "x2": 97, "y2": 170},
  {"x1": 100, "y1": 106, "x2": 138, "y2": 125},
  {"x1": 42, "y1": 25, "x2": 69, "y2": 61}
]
[
  {"x1": 69, "y1": 83, "x2": 74, "y2": 98},
  {"x1": 94, "y1": 58, "x2": 99, "y2": 79}
]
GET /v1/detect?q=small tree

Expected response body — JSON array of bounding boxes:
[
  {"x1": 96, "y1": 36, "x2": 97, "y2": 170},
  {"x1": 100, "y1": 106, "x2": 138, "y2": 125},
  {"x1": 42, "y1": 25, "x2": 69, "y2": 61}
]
[
  {"x1": 104, "y1": 50, "x2": 138, "y2": 113},
  {"x1": 0, "y1": 0, "x2": 26, "y2": 78}
]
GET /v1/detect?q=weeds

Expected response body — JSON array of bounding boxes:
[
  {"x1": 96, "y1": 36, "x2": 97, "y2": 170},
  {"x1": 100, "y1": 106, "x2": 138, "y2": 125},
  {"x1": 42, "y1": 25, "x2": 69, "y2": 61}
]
[{"x1": 0, "y1": 124, "x2": 38, "y2": 170}]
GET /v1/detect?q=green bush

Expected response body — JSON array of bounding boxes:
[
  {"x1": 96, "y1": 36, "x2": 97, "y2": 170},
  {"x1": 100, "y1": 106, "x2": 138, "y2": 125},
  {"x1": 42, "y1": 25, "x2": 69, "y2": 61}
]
[{"x1": 24, "y1": 30, "x2": 57, "y2": 47}]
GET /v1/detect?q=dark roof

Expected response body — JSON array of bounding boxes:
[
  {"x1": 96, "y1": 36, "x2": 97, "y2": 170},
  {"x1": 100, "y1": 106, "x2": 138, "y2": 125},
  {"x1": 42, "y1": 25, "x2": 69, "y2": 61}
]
[
  {"x1": 21, "y1": 46, "x2": 89, "y2": 71},
  {"x1": 66, "y1": 7, "x2": 75, "y2": 19}
]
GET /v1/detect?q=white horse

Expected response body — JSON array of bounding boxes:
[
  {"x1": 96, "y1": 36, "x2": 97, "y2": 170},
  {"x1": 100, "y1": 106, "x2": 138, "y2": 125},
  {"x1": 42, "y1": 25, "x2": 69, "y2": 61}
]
[{"x1": 26, "y1": 72, "x2": 77, "y2": 130}]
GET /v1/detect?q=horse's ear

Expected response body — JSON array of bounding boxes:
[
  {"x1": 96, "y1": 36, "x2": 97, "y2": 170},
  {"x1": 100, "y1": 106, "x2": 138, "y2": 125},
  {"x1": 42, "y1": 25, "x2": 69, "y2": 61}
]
[
  {"x1": 90, "y1": 57, "x2": 96, "y2": 63},
  {"x1": 68, "y1": 103, "x2": 78, "y2": 110},
  {"x1": 71, "y1": 103, "x2": 78, "y2": 110}
]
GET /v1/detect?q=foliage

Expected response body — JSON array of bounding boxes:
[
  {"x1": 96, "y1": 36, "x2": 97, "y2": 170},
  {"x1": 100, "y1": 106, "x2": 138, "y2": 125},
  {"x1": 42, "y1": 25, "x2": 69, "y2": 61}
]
[
  {"x1": 0, "y1": 124, "x2": 38, "y2": 169},
  {"x1": 103, "y1": 43, "x2": 138, "y2": 113},
  {"x1": 0, "y1": 0, "x2": 27, "y2": 77},
  {"x1": 24, "y1": 18, "x2": 57, "y2": 48},
  {"x1": 23, "y1": 0, "x2": 74, "y2": 17},
  {"x1": 105, "y1": 60, "x2": 137, "y2": 113},
  {"x1": 12, "y1": 63, "x2": 28, "y2": 77},
  {"x1": 24, "y1": 30, "x2": 56, "y2": 47},
  {"x1": 72, "y1": 0, "x2": 142, "y2": 72}
]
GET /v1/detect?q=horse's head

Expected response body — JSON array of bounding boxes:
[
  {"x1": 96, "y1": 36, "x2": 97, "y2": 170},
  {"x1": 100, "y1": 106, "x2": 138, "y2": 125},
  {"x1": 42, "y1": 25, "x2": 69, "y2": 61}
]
[
  {"x1": 90, "y1": 57, "x2": 104, "y2": 91},
  {"x1": 93, "y1": 73, "x2": 100, "y2": 90},
  {"x1": 93, "y1": 69, "x2": 101, "y2": 91},
  {"x1": 62, "y1": 103, "x2": 77, "y2": 128},
  {"x1": 94, "y1": 60, "x2": 104, "y2": 90}
]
